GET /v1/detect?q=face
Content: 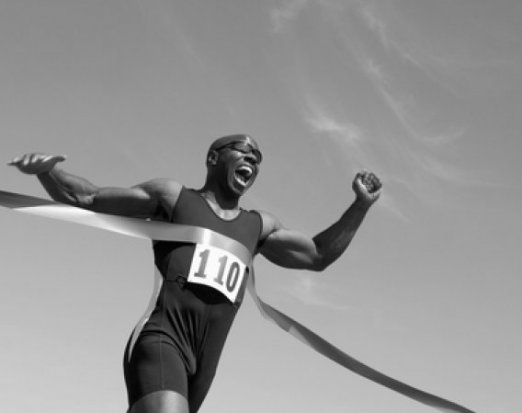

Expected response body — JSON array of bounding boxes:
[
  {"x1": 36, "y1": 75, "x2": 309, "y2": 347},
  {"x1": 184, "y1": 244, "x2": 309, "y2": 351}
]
[{"x1": 210, "y1": 137, "x2": 261, "y2": 197}]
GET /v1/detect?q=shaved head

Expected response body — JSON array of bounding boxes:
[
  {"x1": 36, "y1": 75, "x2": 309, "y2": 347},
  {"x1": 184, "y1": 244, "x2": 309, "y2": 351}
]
[
  {"x1": 206, "y1": 134, "x2": 261, "y2": 166},
  {"x1": 208, "y1": 134, "x2": 259, "y2": 154}
]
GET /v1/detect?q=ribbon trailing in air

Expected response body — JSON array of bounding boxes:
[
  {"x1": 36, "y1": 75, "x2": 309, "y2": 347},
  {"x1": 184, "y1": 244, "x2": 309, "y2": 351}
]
[{"x1": 0, "y1": 190, "x2": 475, "y2": 413}]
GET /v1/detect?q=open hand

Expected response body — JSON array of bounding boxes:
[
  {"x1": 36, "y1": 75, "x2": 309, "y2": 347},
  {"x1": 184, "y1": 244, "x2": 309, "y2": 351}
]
[
  {"x1": 352, "y1": 171, "x2": 382, "y2": 206},
  {"x1": 8, "y1": 153, "x2": 66, "y2": 175}
]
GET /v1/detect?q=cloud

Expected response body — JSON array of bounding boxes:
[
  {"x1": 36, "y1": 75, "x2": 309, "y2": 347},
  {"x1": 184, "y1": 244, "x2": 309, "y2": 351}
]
[
  {"x1": 302, "y1": 97, "x2": 414, "y2": 220},
  {"x1": 353, "y1": 1, "x2": 439, "y2": 80},
  {"x1": 270, "y1": 0, "x2": 311, "y2": 33},
  {"x1": 353, "y1": 0, "x2": 519, "y2": 90},
  {"x1": 411, "y1": 151, "x2": 474, "y2": 186},
  {"x1": 354, "y1": 55, "x2": 478, "y2": 209},
  {"x1": 302, "y1": 97, "x2": 378, "y2": 176},
  {"x1": 319, "y1": 5, "x2": 453, "y2": 144},
  {"x1": 306, "y1": 110, "x2": 364, "y2": 146},
  {"x1": 304, "y1": 99, "x2": 364, "y2": 146},
  {"x1": 361, "y1": 56, "x2": 466, "y2": 147},
  {"x1": 360, "y1": 57, "x2": 423, "y2": 140},
  {"x1": 274, "y1": 0, "x2": 474, "y2": 212},
  {"x1": 357, "y1": 1, "x2": 390, "y2": 50},
  {"x1": 363, "y1": 57, "x2": 388, "y2": 82}
]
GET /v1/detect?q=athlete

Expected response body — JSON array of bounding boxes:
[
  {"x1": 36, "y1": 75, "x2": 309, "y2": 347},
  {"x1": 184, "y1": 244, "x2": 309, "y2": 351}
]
[{"x1": 9, "y1": 134, "x2": 382, "y2": 413}]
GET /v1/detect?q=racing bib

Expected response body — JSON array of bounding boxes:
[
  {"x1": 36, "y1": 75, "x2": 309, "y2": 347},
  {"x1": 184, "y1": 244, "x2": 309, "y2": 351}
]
[{"x1": 187, "y1": 243, "x2": 248, "y2": 303}]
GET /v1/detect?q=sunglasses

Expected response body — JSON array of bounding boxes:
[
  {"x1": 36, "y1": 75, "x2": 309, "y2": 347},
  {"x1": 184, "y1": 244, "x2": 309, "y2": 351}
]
[{"x1": 214, "y1": 141, "x2": 263, "y2": 164}]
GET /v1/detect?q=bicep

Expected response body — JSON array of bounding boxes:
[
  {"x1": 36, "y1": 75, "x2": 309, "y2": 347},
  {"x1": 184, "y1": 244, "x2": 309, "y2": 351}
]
[
  {"x1": 258, "y1": 213, "x2": 321, "y2": 270},
  {"x1": 90, "y1": 179, "x2": 181, "y2": 218}
]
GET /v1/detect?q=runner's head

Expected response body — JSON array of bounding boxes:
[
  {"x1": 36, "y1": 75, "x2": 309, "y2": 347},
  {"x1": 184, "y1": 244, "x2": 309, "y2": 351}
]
[{"x1": 206, "y1": 134, "x2": 262, "y2": 197}]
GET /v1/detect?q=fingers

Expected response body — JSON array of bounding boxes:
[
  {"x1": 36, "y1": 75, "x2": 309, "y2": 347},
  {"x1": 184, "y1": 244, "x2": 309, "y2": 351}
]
[
  {"x1": 8, "y1": 153, "x2": 66, "y2": 165},
  {"x1": 356, "y1": 171, "x2": 382, "y2": 194},
  {"x1": 7, "y1": 153, "x2": 35, "y2": 166},
  {"x1": 7, "y1": 156, "x2": 23, "y2": 166},
  {"x1": 7, "y1": 153, "x2": 67, "y2": 174}
]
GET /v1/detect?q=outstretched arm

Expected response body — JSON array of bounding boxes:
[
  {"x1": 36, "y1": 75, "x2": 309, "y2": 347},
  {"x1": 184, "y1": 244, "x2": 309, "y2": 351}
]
[
  {"x1": 258, "y1": 171, "x2": 382, "y2": 271},
  {"x1": 8, "y1": 153, "x2": 181, "y2": 219}
]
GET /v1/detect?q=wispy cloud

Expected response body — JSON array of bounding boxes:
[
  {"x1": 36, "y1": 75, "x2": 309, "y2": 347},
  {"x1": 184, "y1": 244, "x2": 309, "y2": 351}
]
[
  {"x1": 323, "y1": 3, "x2": 454, "y2": 145},
  {"x1": 410, "y1": 151, "x2": 475, "y2": 186},
  {"x1": 305, "y1": 99, "x2": 364, "y2": 146},
  {"x1": 270, "y1": 0, "x2": 310, "y2": 33},
  {"x1": 370, "y1": 77, "x2": 471, "y2": 187},
  {"x1": 302, "y1": 97, "x2": 411, "y2": 220},
  {"x1": 361, "y1": 57, "x2": 421, "y2": 139},
  {"x1": 302, "y1": 96, "x2": 377, "y2": 176},
  {"x1": 274, "y1": 0, "x2": 475, "y2": 211},
  {"x1": 361, "y1": 57, "x2": 466, "y2": 147},
  {"x1": 353, "y1": 1, "x2": 440, "y2": 81},
  {"x1": 354, "y1": 0, "x2": 519, "y2": 89},
  {"x1": 357, "y1": 1, "x2": 390, "y2": 50},
  {"x1": 355, "y1": 55, "x2": 475, "y2": 207}
]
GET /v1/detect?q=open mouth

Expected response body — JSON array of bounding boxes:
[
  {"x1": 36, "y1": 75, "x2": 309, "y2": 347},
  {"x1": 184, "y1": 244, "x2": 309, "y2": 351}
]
[{"x1": 234, "y1": 165, "x2": 254, "y2": 187}]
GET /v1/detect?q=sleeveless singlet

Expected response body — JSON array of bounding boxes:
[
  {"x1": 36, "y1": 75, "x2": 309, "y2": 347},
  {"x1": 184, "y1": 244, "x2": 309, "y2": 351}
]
[{"x1": 123, "y1": 187, "x2": 262, "y2": 411}]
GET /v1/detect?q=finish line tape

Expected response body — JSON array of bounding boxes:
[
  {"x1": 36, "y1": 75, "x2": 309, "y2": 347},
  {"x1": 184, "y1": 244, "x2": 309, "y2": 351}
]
[{"x1": 0, "y1": 190, "x2": 475, "y2": 413}]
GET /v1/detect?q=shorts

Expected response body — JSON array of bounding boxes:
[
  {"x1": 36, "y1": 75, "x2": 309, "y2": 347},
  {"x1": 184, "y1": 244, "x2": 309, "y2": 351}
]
[{"x1": 123, "y1": 280, "x2": 237, "y2": 413}]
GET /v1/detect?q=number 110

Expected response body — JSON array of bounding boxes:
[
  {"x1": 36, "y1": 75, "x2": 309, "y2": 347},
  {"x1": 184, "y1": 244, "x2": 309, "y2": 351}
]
[{"x1": 194, "y1": 249, "x2": 241, "y2": 292}]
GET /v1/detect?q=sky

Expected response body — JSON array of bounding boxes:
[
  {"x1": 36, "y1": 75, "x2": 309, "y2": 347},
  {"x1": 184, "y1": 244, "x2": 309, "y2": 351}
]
[{"x1": 1, "y1": 1, "x2": 521, "y2": 412}]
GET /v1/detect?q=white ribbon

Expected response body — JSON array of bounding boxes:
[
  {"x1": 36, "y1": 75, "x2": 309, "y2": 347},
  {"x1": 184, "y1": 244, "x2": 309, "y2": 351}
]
[{"x1": 0, "y1": 190, "x2": 475, "y2": 413}]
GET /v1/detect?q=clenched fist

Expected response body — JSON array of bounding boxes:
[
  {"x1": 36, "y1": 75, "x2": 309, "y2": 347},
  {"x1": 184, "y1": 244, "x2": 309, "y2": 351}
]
[{"x1": 352, "y1": 171, "x2": 382, "y2": 207}]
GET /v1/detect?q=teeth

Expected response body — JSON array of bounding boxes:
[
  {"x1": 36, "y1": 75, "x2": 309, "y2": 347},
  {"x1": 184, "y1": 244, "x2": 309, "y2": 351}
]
[
  {"x1": 234, "y1": 175, "x2": 247, "y2": 186},
  {"x1": 233, "y1": 165, "x2": 254, "y2": 188}
]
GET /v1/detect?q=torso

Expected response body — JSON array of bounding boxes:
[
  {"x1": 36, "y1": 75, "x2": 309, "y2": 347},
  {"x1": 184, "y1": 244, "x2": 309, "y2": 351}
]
[
  {"x1": 136, "y1": 187, "x2": 262, "y2": 374},
  {"x1": 153, "y1": 187, "x2": 261, "y2": 285}
]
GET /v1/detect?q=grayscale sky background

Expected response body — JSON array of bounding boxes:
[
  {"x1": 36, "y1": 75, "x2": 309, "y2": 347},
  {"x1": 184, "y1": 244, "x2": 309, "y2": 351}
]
[{"x1": 1, "y1": 1, "x2": 521, "y2": 412}]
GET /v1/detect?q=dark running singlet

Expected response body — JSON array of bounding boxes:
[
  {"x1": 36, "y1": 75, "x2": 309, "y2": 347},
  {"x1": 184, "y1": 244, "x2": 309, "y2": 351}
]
[{"x1": 123, "y1": 188, "x2": 262, "y2": 412}]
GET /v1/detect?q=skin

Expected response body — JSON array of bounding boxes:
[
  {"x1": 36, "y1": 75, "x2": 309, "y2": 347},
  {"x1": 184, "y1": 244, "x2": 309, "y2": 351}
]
[{"x1": 8, "y1": 136, "x2": 382, "y2": 413}]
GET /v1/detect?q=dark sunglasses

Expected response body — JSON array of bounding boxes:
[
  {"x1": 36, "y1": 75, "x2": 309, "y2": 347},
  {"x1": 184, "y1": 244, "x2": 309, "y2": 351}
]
[{"x1": 214, "y1": 141, "x2": 263, "y2": 163}]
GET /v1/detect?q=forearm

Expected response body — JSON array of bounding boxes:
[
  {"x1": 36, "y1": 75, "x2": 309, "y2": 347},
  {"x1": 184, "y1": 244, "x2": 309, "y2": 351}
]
[
  {"x1": 312, "y1": 198, "x2": 370, "y2": 270},
  {"x1": 37, "y1": 167, "x2": 98, "y2": 207},
  {"x1": 259, "y1": 172, "x2": 381, "y2": 271}
]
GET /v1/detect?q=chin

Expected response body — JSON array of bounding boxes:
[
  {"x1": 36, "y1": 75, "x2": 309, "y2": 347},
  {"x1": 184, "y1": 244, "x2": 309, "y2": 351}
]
[
  {"x1": 227, "y1": 179, "x2": 253, "y2": 198},
  {"x1": 229, "y1": 184, "x2": 248, "y2": 198}
]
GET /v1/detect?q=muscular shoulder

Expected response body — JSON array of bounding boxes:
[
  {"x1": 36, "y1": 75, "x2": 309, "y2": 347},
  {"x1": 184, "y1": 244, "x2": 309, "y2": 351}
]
[
  {"x1": 135, "y1": 178, "x2": 181, "y2": 194},
  {"x1": 134, "y1": 178, "x2": 182, "y2": 219},
  {"x1": 255, "y1": 210, "x2": 283, "y2": 242}
]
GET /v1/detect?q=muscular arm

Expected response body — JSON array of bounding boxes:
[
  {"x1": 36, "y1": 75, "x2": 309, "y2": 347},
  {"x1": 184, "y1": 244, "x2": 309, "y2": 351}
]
[
  {"x1": 258, "y1": 172, "x2": 381, "y2": 271},
  {"x1": 9, "y1": 153, "x2": 181, "y2": 219}
]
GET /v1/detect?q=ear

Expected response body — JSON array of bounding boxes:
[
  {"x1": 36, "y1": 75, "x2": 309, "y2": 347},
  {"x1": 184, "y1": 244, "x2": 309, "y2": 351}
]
[{"x1": 207, "y1": 150, "x2": 218, "y2": 166}]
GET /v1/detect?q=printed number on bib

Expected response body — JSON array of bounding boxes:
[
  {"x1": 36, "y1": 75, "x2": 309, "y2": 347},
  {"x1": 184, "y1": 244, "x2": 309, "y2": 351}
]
[{"x1": 187, "y1": 244, "x2": 248, "y2": 303}]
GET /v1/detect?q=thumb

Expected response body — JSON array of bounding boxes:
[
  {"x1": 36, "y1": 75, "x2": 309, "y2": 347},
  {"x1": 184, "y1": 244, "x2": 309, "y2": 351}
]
[
  {"x1": 45, "y1": 154, "x2": 67, "y2": 165},
  {"x1": 353, "y1": 171, "x2": 366, "y2": 189}
]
